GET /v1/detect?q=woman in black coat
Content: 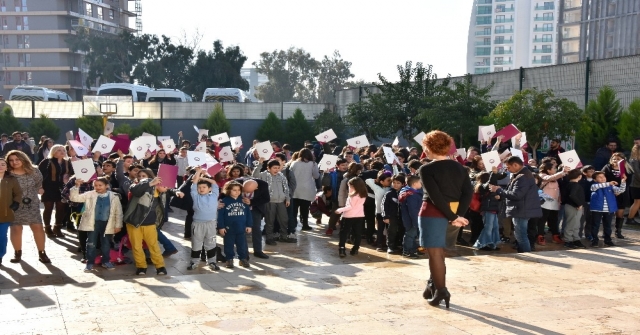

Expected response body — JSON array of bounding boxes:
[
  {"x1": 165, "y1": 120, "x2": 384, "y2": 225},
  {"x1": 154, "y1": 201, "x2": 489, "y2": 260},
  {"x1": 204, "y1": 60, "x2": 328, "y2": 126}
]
[{"x1": 38, "y1": 144, "x2": 73, "y2": 237}]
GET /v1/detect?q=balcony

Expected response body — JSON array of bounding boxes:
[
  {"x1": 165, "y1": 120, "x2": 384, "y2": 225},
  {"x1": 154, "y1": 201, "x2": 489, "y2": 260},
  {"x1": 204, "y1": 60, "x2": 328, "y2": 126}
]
[
  {"x1": 533, "y1": 27, "x2": 554, "y2": 32},
  {"x1": 495, "y1": 0, "x2": 514, "y2": 2},
  {"x1": 533, "y1": 37, "x2": 553, "y2": 43},
  {"x1": 476, "y1": 19, "x2": 492, "y2": 25},
  {"x1": 494, "y1": 50, "x2": 513, "y2": 54},
  {"x1": 475, "y1": 62, "x2": 490, "y2": 66},
  {"x1": 493, "y1": 60, "x2": 512, "y2": 65},
  {"x1": 494, "y1": 28, "x2": 514, "y2": 34},
  {"x1": 475, "y1": 67, "x2": 490, "y2": 74},
  {"x1": 535, "y1": 4, "x2": 555, "y2": 10},
  {"x1": 477, "y1": 0, "x2": 492, "y2": 4},
  {"x1": 495, "y1": 18, "x2": 514, "y2": 23},
  {"x1": 532, "y1": 59, "x2": 553, "y2": 64},
  {"x1": 475, "y1": 41, "x2": 492, "y2": 46},
  {"x1": 494, "y1": 39, "x2": 513, "y2": 44},
  {"x1": 495, "y1": 7, "x2": 515, "y2": 13},
  {"x1": 562, "y1": 33, "x2": 580, "y2": 40},
  {"x1": 475, "y1": 30, "x2": 492, "y2": 36},
  {"x1": 71, "y1": 19, "x2": 121, "y2": 34},
  {"x1": 534, "y1": 17, "x2": 554, "y2": 21},
  {"x1": 533, "y1": 49, "x2": 553, "y2": 53},
  {"x1": 475, "y1": 49, "x2": 491, "y2": 56}
]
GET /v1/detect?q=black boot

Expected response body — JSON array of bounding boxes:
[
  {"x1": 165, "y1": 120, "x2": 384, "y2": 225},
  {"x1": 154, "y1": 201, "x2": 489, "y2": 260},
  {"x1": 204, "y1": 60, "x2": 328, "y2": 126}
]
[
  {"x1": 10, "y1": 250, "x2": 21, "y2": 263},
  {"x1": 427, "y1": 287, "x2": 451, "y2": 308},
  {"x1": 215, "y1": 246, "x2": 226, "y2": 263},
  {"x1": 339, "y1": 247, "x2": 346, "y2": 258},
  {"x1": 615, "y1": 218, "x2": 625, "y2": 239},
  {"x1": 422, "y1": 278, "x2": 434, "y2": 300}
]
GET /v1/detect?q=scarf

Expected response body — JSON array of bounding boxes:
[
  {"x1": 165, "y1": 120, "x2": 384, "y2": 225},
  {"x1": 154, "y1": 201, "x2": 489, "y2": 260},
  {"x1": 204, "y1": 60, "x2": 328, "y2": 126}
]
[{"x1": 49, "y1": 158, "x2": 69, "y2": 182}]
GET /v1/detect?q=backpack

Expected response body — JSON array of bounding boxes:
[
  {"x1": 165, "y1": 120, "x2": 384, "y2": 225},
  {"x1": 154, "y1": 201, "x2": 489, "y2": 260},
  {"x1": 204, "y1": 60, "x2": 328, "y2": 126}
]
[{"x1": 94, "y1": 239, "x2": 127, "y2": 265}]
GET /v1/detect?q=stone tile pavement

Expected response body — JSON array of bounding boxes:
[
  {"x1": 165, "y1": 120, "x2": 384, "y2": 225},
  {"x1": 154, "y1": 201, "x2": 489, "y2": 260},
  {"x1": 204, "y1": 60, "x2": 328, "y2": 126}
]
[{"x1": 1, "y1": 209, "x2": 640, "y2": 334}]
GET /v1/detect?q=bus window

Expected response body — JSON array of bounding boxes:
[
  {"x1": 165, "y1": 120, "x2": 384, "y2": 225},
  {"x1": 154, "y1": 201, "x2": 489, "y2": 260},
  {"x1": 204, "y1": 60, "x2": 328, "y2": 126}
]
[
  {"x1": 136, "y1": 91, "x2": 147, "y2": 102},
  {"x1": 99, "y1": 88, "x2": 132, "y2": 96}
]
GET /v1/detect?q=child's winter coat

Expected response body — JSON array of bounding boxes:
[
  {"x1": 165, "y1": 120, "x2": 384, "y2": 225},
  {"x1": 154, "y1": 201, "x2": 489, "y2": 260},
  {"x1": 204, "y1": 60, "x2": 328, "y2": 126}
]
[
  {"x1": 217, "y1": 196, "x2": 253, "y2": 233},
  {"x1": 398, "y1": 186, "x2": 423, "y2": 230}
]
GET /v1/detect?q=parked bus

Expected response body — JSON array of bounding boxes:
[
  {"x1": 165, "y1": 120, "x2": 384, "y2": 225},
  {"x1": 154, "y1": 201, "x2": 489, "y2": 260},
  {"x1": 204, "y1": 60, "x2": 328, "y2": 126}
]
[
  {"x1": 97, "y1": 83, "x2": 151, "y2": 102},
  {"x1": 202, "y1": 88, "x2": 248, "y2": 102},
  {"x1": 145, "y1": 88, "x2": 192, "y2": 102},
  {"x1": 9, "y1": 86, "x2": 72, "y2": 101}
]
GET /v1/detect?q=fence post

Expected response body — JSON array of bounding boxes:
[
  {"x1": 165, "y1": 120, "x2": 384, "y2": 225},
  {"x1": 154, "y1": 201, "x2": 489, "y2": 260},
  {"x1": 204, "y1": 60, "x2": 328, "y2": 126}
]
[
  {"x1": 584, "y1": 57, "x2": 590, "y2": 109},
  {"x1": 281, "y1": 102, "x2": 284, "y2": 120},
  {"x1": 519, "y1": 67, "x2": 524, "y2": 91},
  {"x1": 31, "y1": 100, "x2": 35, "y2": 119},
  {"x1": 160, "y1": 102, "x2": 164, "y2": 134}
]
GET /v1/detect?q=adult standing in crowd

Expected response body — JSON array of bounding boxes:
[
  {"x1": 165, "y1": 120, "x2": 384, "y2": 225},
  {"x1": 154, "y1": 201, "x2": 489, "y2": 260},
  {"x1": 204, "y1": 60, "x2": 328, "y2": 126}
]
[
  {"x1": 626, "y1": 144, "x2": 640, "y2": 226},
  {"x1": 39, "y1": 144, "x2": 73, "y2": 238},
  {"x1": 491, "y1": 156, "x2": 542, "y2": 253},
  {"x1": 6, "y1": 150, "x2": 50, "y2": 263},
  {"x1": 36, "y1": 139, "x2": 52, "y2": 165},
  {"x1": 594, "y1": 139, "x2": 621, "y2": 171},
  {"x1": 545, "y1": 139, "x2": 565, "y2": 163},
  {"x1": 602, "y1": 153, "x2": 628, "y2": 239},
  {"x1": 236, "y1": 177, "x2": 270, "y2": 259},
  {"x1": 290, "y1": 148, "x2": 320, "y2": 231},
  {"x1": 0, "y1": 157, "x2": 22, "y2": 265},
  {"x1": 2, "y1": 132, "x2": 33, "y2": 157},
  {"x1": 418, "y1": 131, "x2": 472, "y2": 308}
]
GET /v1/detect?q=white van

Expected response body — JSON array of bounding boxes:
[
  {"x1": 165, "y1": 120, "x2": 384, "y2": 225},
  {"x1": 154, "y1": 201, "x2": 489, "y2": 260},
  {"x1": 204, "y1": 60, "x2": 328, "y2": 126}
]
[
  {"x1": 97, "y1": 83, "x2": 151, "y2": 102},
  {"x1": 202, "y1": 88, "x2": 248, "y2": 102},
  {"x1": 9, "y1": 86, "x2": 72, "y2": 101},
  {"x1": 145, "y1": 88, "x2": 192, "y2": 102}
]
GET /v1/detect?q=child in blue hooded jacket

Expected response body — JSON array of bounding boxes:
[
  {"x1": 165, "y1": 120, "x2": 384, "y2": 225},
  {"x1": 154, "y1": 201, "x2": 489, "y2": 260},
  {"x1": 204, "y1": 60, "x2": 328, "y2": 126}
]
[
  {"x1": 398, "y1": 175, "x2": 423, "y2": 258},
  {"x1": 218, "y1": 181, "x2": 253, "y2": 268}
]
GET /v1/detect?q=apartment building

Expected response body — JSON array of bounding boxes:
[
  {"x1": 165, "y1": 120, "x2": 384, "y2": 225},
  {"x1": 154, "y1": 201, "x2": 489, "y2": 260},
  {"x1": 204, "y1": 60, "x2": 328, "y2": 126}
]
[
  {"x1": 467, "y1": 0, "x2": 560, "y2": 74},
  {"x1": 240, "y1": 67, "x2": 269, "y2": 102},
  {"x1": 558, "y1": 0, "x2": 640, "y2": 64},
  {"x1": 0, "y1": 0, "x2": 138, "y2": 100}
]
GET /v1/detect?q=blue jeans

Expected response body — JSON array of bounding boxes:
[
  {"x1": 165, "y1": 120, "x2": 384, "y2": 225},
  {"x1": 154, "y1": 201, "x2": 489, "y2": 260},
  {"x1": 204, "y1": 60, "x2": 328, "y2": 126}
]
[
  {"x1": 591, "y1": 211, "x2": 613, "y2": 243},
  {"x1": 474, "y1": 212, "x2": 501, "y2": 249},
  {"x1": 402, "y1": 226, "x2": 418, "y2": 254},
  {"x1": 0, "y1": 222, "x2": 9, "y2": 259},
  {"x1": 512, "y1": 217, "x2": 531, "y2": 252},
  {"x1": 157, "y1": 228, "x2": 177, "y2": 252},
  {"x1": 87, "y1": 220, "x2": 113, "y2": 265}
]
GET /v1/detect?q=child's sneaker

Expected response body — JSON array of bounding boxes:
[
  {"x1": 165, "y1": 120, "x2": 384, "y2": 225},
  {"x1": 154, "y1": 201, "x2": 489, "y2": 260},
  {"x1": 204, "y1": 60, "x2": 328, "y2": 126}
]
[
  {"x1": 84, "y1": 264, "x2": 93, "y2": 272},
  {"x1": 552, "y1": 234, "x2": 564, "y2": 244},
  {"x1": 208, "y1": 262, "x2": 220, "y2": 271},
  {"x1": 591, "y1": 240, "x2": 599, "y2": 248},
  {"x1": 407, "y1": 253, "x2": 419, "y2": 259},
  {"x1": 102, "y1": 262, "x2": 115, "y2": 270},
  {"x1": 136, "y1": 268, "x2": 147, "y2": 275},
  {"x1": 156, "y1": 267, "x2": 167, "y2": 275},
  {"x1": 604, "y1": 241, "x2": 616, "y2": 247},
  {"x1": 239, "y1": 259, "x2": 250, "y2": 268},
  {"x1": 187, "y1": 262, "x2": 196, "y2": 270},
  {"x1": 226, "y1": 260, "x2": 234, "y2": 268},
  {"x1": 564, "y1": 242, "x2": 577, "y2": 249}
]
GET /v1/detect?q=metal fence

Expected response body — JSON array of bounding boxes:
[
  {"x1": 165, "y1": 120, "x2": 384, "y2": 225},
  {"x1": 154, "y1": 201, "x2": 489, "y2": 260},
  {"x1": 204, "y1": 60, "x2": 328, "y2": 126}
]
[
  {"x1": 335, "y1": 54, "x2": 640, "y2": 116},
  {"x1": 6, "y1": 101, "x2": 332, "y2": 120}
]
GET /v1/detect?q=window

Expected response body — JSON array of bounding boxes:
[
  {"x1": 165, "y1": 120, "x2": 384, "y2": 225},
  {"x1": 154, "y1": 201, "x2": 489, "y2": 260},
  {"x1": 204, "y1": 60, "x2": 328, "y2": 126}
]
[
  {"x1": 543, "y1": 34, "x2": 552, "y2": 42},
  {"x1": 542, "y1": 55, "x2": 552, "y2": 63},
  {"x1": 543, "y1": 12, "x2": 553, "y2": 20},
  {"x1": 495, "y1": 67, "x2": 504, "y2": 72},
  {"x1": 22, "y1": 16, "x2": 27, "y2": 29},
  {"x1": 495, "y1": 36, "x2": 504, "y2": 43},
  {"x1": 4, "y1": 54, "x2": 9, "y2": 66},
  {"x1": 542, "y1": 45, "x2": 552, "y2": 52},
  {"x1": 496, "y1": 14, "x2": 505, "y2": 22},
  {"x1": 24, "y1": 53, "x2": 29, "y2": 66},
  {"x1": 543, "y1": 23, "x2": 553, "y2": 31},
  {"x1": 26, "y1": 71, "x2": 31, "y2": 84},
  {"x1": 85, "y1": 3, "x2": 92, "y2": 17},
  {"x1": 109, "y1": 9, "x2": 114, "y2": 19},
  {"x1": 5, "y1": 72, "x2": 10, "y2": 84},
  {"x1": 2, "y1": 36, "x2": 8, "y2": 48},
  {"x1": 97, "y1": 7, "x2": 102, "y2": 20},
  {"x1": 2, "y1": 18, "x2": 6, "y2": 29},
  {"x1": 23, "y1": 34, "x2": 28, "y2": 48}
]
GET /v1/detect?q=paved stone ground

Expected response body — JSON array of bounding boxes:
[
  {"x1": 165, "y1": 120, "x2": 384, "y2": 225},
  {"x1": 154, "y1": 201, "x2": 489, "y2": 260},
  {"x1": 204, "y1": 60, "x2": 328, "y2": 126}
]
[{"x1": 1, "y1": 208, "x2": 640, "y2": 335}]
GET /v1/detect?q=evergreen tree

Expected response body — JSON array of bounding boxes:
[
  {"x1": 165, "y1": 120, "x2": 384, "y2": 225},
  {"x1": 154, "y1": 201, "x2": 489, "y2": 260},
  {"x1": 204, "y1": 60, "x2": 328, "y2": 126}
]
[
  {"x1": 313, "y1": 108, "x2": 346, "y2": 140},
  {"x1": 114, "y1": 123, "x2": 137, "y2": 138},
  {"x1": 0, "y1": 107, "x2": 23, "y2": 135},
  {"x1": 256, "y1": 112, "x2": 283, "y2": 142},
  {"x1": 29, "y1": 114, "x2": 60, "y2": 141},
  {"x1": 203, "y1": 103, "x2": 231, "y2": 135},
  {"x1": 76, "y1": 115, "x2": 104, "y2": 139},
  {"x1": 284, "y1": 108, "x2": 313, "y2": 150},
  {"x1": 616, "y1": 98, "x2": 640, "y2": 148},
  {"x1": 137, "y1": 118, "x2": 162, "y2": 136},
  {"x1": 576, "y1": 86, "x2": 623, "y2": 158}
]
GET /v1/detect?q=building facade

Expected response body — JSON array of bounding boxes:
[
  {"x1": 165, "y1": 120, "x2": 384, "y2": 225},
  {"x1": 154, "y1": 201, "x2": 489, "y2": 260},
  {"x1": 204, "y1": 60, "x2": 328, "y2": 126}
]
[
  {"x1": 467, "y1": 0, "x2": 560, "y2": 74},
  {"x1": 558, "y1": 0, "x2": 640, "y2": 64},
  {"x1": 0, "y1": 0, "x2": 137, "y2": 101},
  {"x1": 240, "y1": 67, "x2": 268, "y2": 102}
]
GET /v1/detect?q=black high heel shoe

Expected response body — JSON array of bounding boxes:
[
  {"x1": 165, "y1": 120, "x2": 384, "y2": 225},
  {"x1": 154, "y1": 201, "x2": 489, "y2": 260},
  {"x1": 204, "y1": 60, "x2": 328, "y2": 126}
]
[
  {"x1": 339, "y1": 248, "x2": 346, "y2": 258},
  {"x1": 422, "y1": 278, "x2": 434, "y2": 300},
  {"x1": 427, "y1": 287, "x2": 451, "y2": 308}
]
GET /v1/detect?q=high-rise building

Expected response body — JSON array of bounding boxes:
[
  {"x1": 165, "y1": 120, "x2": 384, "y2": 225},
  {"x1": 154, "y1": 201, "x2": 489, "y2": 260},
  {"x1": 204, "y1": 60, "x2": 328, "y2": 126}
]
[
  {"x1": 558, "y1": 0, "x2": 640, "y2": 64},
  {"x1": 467, "y1": 0, "x2": 559, "y2": 74},
  {"x1": 0, "y1": 0, "x2": 137, "y2": 101},
  {"x1": 240, "y1": 67, "x2": 269, "y2": 102}
]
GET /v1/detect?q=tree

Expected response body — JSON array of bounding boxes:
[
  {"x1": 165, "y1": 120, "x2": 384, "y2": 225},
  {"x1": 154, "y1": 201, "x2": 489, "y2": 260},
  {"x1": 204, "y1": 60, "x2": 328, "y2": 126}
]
[
  {"x1": 29, "y1": 114, "x2": 60, "y2": 141},
  {"x1": 137, "y1": 118, "x2": 162, "y2": 136},
  {"x1": 317, "y1": 51, "x2": 354, "y2": 103},
  {"x1": 576, "y1": 86, "x2": 623, "y2": 157},
  {"x1": 284, "y1": 109, "x2": 314, "y2": 149},
  {"x1": 113, "y1": 123, "x2": 137, "y2": 137},
  {"x1": 203, "y1": 103, "x2": 231, "y2": 135},
  {"x1": 313, "y1": 108, "x2": 347, "y2": 140},
  {"x1": 616, "y1": 98, "x2": 640, "y2": 148},
  {"x1": 256, "y1": 112, "x2": 284, "y2": 143},
  {"x1": 345, "y1": 62, "x2": 448, "y2": 142},
  {"x1": 489, "y1": 89, "x2": 582, "y2": 159},
  {"x1": 0, "y1": 107, "x2": 22, "y2": 135},
  {"x1": 253, "y1": 47, "x2": 319, "y2": 102},
  {"x1": 134, "y1": 35, "x2": 195, "y2": 90},
  {"x1": 425, "y1": 74, "x2": 496, "y2": 148},
  {"x1": 76, "y1": 116, "x2": 104, "y2": 139},
  {"x1": 184, "y1": 40, "x2": 249, "y2": 101}
]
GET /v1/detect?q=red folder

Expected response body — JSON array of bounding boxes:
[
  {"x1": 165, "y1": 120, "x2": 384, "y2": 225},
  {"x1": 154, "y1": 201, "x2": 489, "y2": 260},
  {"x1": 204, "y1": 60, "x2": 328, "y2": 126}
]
[
  {"x1": 112, "y1": 136, "x2": 131, "y2": 154},
  {"x1": 207, "y1": 163, "x2": 224, "y2": 177},
  {"x1": 157, "y1": 164, "x2": 178, "y2": 188},
  {"x1": 493, "y1": 124, "x2": 520, "y2": 141}
]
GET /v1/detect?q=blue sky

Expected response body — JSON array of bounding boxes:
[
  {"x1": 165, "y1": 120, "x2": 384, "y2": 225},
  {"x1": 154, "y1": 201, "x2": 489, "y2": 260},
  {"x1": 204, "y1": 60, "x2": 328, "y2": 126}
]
[{"x1": 143, "y1": 0, "x2": 473, "y2": 82}]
